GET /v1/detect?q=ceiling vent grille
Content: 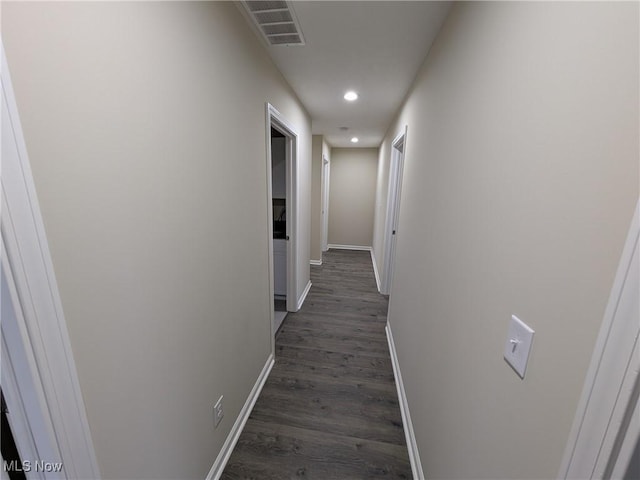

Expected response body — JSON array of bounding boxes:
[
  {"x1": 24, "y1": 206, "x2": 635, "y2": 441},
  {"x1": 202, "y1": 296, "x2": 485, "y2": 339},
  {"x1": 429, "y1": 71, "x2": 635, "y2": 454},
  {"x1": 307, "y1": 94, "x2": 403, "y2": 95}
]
[{"x1": 241, "y1": 1, "x2": 305, "y2": 46}]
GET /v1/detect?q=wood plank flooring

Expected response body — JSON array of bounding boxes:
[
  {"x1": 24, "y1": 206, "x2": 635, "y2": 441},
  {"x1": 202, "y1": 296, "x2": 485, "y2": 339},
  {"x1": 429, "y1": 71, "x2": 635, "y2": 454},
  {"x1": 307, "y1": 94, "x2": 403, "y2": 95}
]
[{"x1": 222, "y1": 250, "x2": 411, "y2": 479}]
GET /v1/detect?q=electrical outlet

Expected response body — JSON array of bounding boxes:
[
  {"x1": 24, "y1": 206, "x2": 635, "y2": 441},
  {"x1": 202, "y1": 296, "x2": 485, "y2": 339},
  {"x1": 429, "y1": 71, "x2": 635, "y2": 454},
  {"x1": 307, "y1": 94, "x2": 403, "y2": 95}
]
[{"x1": 214, "y1": 396, "x2": 224, "y2": 428}]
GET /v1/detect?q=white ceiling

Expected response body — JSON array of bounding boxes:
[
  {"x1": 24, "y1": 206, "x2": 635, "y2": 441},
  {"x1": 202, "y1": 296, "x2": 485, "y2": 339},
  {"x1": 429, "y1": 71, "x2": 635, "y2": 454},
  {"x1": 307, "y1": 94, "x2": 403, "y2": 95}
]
[{"x1": 241, "y1": 1, "x2": 452, "y2": 148}]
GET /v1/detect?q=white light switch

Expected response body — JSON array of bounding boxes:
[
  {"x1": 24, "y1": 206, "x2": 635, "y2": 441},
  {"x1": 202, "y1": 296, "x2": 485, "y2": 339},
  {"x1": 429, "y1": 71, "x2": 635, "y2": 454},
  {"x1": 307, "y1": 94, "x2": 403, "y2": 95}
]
[{"x1": 504, "y1": 315, "x2": 535, "y2": 378}]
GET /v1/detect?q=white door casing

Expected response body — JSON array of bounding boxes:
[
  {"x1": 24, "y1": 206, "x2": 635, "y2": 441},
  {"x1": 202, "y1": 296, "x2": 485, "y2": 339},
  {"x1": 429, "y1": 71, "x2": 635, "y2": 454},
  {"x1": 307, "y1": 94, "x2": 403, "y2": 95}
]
[
  {"x1": 2, "y1": 258, "x2": 64, "y2": 480},
  {"x1": 1, "y1": 44, "x2": 100, "y2": 478},
  {"x1": 265, "y1": 103, "x2": 299, "y2": 341},
  {"x1": 382, "y1": 127, "x2": 407, "y2": 295},
  {"x1": 321, "y1": 156, "x2": 330, "y2": 252},
  {"x1": 558, "y1": 199, "x2": 639, "y2": 479}
]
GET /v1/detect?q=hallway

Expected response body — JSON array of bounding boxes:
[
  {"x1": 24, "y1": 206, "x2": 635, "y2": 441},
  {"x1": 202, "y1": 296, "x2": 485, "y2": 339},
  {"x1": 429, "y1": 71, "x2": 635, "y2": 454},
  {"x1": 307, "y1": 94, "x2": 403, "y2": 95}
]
[
  {"x1": 222, "y1": 250, "x2": 410, "y2": 478},
  {"x1": 2, "y1": 2, "x2": 637, "y2": 478}
]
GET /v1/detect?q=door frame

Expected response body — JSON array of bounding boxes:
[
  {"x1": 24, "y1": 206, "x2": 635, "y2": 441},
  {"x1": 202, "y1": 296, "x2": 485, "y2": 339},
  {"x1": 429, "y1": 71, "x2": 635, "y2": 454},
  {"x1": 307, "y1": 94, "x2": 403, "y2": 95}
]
[
  {"x1": 265, "y1": 103, "x2": 298, "y2": 336},
  {"x1": 382, "y1": 127, "x2": 407, "y2": 295},
  {"x1": 558, "y1": 198, "x2": 639, "y2": 479},
  {"x1": 2, "y1": 251, "x2": 64, "y2": 479},
  {"x1": 321, "y1": 155, "x2": 330, "y2": 252},
  {"x1": 1, "y1": 44, "x2": 100, "y2": 478}
]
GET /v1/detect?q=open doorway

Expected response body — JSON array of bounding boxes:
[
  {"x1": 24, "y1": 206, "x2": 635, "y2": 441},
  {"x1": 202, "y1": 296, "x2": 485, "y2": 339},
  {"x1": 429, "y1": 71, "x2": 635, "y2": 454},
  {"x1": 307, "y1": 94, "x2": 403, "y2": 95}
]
[
  {"x1": 270, "y1": 127, "x2": 288, "y2": 331},
  {"x1": 382, "y1": 127, "x2": 407, "y2": 295},
  {"x1": 266, "y1": 104, "x2": 298, "y2": 336}
]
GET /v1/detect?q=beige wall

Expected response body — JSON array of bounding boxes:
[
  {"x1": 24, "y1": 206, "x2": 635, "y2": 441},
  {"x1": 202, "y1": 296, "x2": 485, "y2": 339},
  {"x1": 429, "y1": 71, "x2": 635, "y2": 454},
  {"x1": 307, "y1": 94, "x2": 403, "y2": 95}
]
[
  {"x1": 328, "y1": 148, "x2": 378, "y2": 248},
  {"x1": 2, "y1": 2, "x2": 311, "y2": 479},
  {"x1": 376, "y1": 2, "x2": 639, "y2": 478}
]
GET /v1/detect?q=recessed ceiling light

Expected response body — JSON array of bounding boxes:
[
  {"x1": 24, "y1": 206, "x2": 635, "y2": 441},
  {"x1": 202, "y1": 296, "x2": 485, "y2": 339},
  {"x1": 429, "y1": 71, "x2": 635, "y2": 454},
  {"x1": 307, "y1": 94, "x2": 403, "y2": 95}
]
[
  {"x1": 344, "y1": 91, "x2": 358, "y2": 101},
  {"x1": 351, "y1": 137, "x2": 359, "y2": 143}
]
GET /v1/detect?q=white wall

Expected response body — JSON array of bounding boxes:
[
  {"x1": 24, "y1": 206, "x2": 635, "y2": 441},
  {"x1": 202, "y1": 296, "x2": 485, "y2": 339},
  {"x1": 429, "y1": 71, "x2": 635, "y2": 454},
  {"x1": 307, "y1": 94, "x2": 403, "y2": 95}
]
[
  {"x1": 376, "y1": 2, "x2": 639, "y2": 478},
  {"x1": 328, "y1": 148, "x2": 378, "y2": 247},
  {"x1": 2, "y1": 2, "x2": 311, "y2": 478}
]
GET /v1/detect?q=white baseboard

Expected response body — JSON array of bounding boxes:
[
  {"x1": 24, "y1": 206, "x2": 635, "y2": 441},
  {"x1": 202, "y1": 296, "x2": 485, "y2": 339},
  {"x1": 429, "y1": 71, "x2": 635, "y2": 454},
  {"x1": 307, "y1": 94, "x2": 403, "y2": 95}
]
[
  {"x1": 370, "y1": 250, "x2": 382, "y2": 293},
  {"x1": 297, "y1": 280, "x2": 312, "y2": 310},
  {"x1": 206, "y1": 354, "x2": 275, "y2": 480},
  {"x1": 385, "y1": 322, "x2": 424, "y2": 480},
  {"x1": 327, "y1": 244, "x2": 372, "y2": 252},
  {"x1": 310, "y1": 259, "x2": 322, "y2": 266}
]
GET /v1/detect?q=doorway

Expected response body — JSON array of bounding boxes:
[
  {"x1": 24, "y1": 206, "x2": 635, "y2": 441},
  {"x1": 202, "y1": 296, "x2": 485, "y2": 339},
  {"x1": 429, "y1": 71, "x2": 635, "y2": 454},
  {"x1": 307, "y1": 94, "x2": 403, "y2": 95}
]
[
  {"x1": 266, "y1": 104, "x2": 298, "y2": 337},
  {"x1": 270, "y1": 127, "x2": 288, "y2": 332},
  {"x1": 382, "y1": 127, "x2": 407, "y2": 295}
]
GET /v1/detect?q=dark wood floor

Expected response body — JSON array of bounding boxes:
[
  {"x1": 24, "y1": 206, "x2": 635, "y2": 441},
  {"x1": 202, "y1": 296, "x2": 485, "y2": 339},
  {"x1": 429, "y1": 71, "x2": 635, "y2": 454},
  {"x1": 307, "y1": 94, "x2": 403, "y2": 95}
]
[{"x1": 222, "y1": 250, "x2": 411, "y2": 479}]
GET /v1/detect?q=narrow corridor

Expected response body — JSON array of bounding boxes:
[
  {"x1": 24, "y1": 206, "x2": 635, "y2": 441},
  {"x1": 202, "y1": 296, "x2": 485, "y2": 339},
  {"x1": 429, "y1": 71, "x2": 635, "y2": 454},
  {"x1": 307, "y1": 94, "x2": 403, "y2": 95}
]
[{"x1": 222, "y1": 250, "x2": 410, "y2": 479}]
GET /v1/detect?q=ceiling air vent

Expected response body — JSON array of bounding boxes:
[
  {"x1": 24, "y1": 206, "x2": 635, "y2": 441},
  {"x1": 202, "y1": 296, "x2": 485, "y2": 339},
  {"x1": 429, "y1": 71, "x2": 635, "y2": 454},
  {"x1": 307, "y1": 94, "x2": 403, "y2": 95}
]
[{"x1": 241, "y1": 1, "x2": 305, "y2": 46}]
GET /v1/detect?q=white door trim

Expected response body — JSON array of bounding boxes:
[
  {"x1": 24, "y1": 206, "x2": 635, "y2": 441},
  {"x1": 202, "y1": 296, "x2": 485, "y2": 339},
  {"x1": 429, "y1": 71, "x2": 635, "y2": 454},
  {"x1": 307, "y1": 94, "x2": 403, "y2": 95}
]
[
  {"x1": 2, "y1": 254, "x2": 64, "y2": 480},
  {"x1": 265, "y1": 104, "x2": 299, "y2": 338},
  {"x1": 1, "y1": 44, "x2": 100, "y2": 478},
  {"x1": 558, "y1": 198, "x2": 639, "y2": 479},
  {"x1": 321, "y1": 155, "x2": 330, "y2": 252},
  {"x1": 382, "y1": 127, "x2": 407, "y2": 295}
]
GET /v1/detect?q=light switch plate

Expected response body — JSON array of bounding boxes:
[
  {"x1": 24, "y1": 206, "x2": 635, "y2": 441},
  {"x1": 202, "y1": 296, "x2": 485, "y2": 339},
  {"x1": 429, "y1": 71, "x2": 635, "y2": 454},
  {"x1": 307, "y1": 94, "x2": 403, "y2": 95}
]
[
  {"x1": 504, "y1": 315, "x2": 535, "y2": 378},
  {"x1": 214, "y1": 395, "x2": 224, "y2": 428}
]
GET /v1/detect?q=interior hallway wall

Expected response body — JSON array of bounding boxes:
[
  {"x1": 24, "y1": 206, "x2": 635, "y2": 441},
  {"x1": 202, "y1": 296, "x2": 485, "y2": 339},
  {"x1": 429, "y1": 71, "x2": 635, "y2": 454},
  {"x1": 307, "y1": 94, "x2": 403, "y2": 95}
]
[
  {"x1": 328, "y1": 148, "x2": 378, "y2": 248},
  {"x1": 376, "y1": 2, "x2": 639, "y2": 478},
  {"x1": 2, "y1": 2, "x2": 311, "y2": 478}
]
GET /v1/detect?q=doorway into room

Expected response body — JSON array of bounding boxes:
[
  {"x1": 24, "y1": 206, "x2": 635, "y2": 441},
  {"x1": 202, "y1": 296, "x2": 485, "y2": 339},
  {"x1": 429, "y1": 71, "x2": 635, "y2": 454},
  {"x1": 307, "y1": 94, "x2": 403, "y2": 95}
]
[
  {"x1": 266, "y1": 104, "x2": 298, "y2": 337},
  {"x1": 270, "y1": 127, "x2": 288, "y2": 332}
]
